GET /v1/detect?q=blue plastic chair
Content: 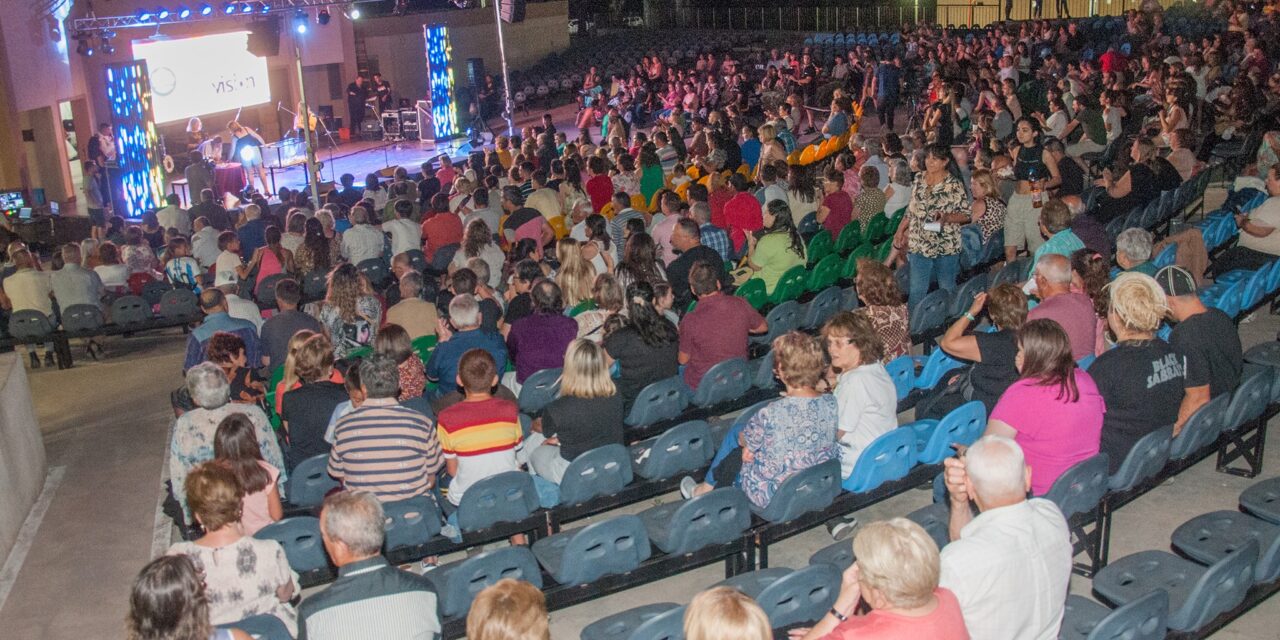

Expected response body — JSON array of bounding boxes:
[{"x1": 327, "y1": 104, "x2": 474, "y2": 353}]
[
  {"x1": 532, "y1": 514, "x2": 652, "y2": 585},
  {"x1": 753, "y1": 349, "x2": 779, "y2": 389},
  {"x1": 1172, "y1": 510, "x2": 1280, "y2": 583},
  {"x1": 801, "y1": 286, "x2": 843, "y2": 329},
  {"x1": 424, "y1": 546, "x2": 543, "y2": 618},
  {"x1": 285, "y1": 454, "x2": 340, "y2": 509},
  {"x1": 906, "y1": 502, "x2": 953, "y2": 550},
  {"x1": 910, "y1": 400, "x2": 987, "y2": 465},
  {"x1": 947, "y1": 273, "x2": 988, "y2": 319},
  {"x1": 1169, "y1": 393, "x2": 1231, "y2": 460},
  {"x1": 1059, "y1": 591, "x2": 1169, "y2": 640},
  {"x1": 1092, "y1": 539, "x2": 1258, "y2": 632},
  {"x1": 580, "y1": 603, "x2": 684, "y2": 640},
  {"x1": 1241, "y1": 476, "x2": 1280, "y2": 525},
  {"x1": 218, "y1": 614, "x2": 292, "y2": 640},
  {"x1": 559, "y1": 444, "x2": 634, "y2": 505},
  {"x1": 884, "y1": 356, "x2": 915, "y2": 401},
  {"x1": 254, "y1": 517, "x2": 330, "y2": 579},
  {"x1": 630, "y1": 420, "x2": 714, "y2": 481},
  {"x1": 909, "y1": 288, "x2": 950, "y2": 338},
  {"x1": 518, "y1": 368, "x2": 562, "y2": 414},
  {"x1": 1041, "y1": 454, "x2": 1109, "y2": 518},
  {"x1": 688, "y1": 358, "x2": 753, "y2": 408},
  {"x1": 623, "y1": 376, "x2": 689, "y2": 427},
  {"x1": 382, "y1": 496, "x2": 443, "y2": 556},
  {"x1": 638, "y1": 487, "x2": 752, "y2": 555},
  {"x1": 1077, "y1": 354, "x2": 1097, "y2": 371},
  {"x1": 752, "y1": 300, "x2": 801, "y2": 345},
  {"x1": 110, "y1": 295, "x2": 153, "y2": 326},
  {"x1": 1152, "y1": 243, "x2": 1178, "y2": 268},
  {"x1": 1223, "y1": 367, "x2": 1274, "y2": 433},
  {"x1": 1109, "y1": 425, "x2": 1173, "y2": 492},
  {"x1": 911, "y1": 348, "x2": 964, "y2": 391},
  {"x1": 751, "y1": 459, "x2": 842, "y2": 523},
  {"x1": 755, "y1": 563, "x2": 841, "y2": 628},
  {"x1": 843, "y1": 428, "x2": 917, "y2": 493},
  {"x1": 455, "y1": 471, "x2": 540, "y2": 532},
  {"x1": 808, "y1": 538, "x2": 855, "y2": 571}
]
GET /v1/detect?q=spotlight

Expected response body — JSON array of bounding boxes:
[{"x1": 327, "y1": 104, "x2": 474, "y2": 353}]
[
  {"x1": 240, "y1": 3, "x2": 254, "y2": 14},
  {"x1": 317, "y1": 7, "x2": 330, "y2": 25},
  {"x1": 76, "y1": 37, "x2": 93, "y2": 56},
  {"x1": 136, "y1": 8, "x2": 154, "y2": 21},
  {"x1": 292, "y1": 9, "x2": 308, "y2": 34},
  {"x1": 156, "y1": 6, "x2": 171, "y2": 19},
  {"x1": 101, "y1": 30, "x2": 116, "y2": 55},
  {"x1": 199, "y1": 3, "x2": 213, "y2": 15},
  {"x1": 259, "y1": 1, "x2": 270, "y2": 14},
  {"x1": 177, "y1": 5, "x2": 192, "y2": 18},
  {"x1": 346, "y1": 4, "x2": 361, "y2": 19},
  {"x1": 223, "y1": 3, "x2": 237, "y2": 15}
]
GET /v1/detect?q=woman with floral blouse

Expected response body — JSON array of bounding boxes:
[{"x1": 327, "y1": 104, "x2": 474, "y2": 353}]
[{"x1": 892, "y1": 144, "x2": 970, "y2": 310}]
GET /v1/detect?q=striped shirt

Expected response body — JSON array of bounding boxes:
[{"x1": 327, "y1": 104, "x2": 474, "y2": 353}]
[
  {"x1": 327, "y1": 398, "x2": 443, "y2": 502},
  {"x1": 436, "y1": 397, "x2": 523, "y2": 505},
  {"x1": 298, "y1": 556, "x2": 441, "y2": 640}
]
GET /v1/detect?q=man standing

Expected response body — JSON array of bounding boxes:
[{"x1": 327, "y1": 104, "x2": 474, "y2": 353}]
[
  {"x1": 347, "y1": 75, "x2": 371, "y2": 136},
  {"x1": 184, "y1": 151, "x2": 214, "y2": 206},
  {"x1": 1156, "y1": 265, "x2": 1243, "y2": 434},
  {"x1": 299, "y1": 491, "x2": 442, "y2": 640},
  {"x1": 371, "y1": 72, "x2": 393, "y2": 113},
  {"x1": 872, "y1": 56, "x2": 901, "y2": 132},
  {"x1": 83, "y1": 162, "x2": 110, "y2": 240}
]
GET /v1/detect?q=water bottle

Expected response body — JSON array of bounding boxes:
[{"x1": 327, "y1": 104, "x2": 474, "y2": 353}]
[{"x1": 1030, "y1": 166, "x2": 1043, "y2": 209}]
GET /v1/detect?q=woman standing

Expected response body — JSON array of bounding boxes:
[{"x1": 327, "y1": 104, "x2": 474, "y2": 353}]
[
  {"x1": 893, "y1": 144, "x2": 970, "y2": 310},
  {"x1": 1003, "y1": 118, "x2": 1060, "y2": 263}
]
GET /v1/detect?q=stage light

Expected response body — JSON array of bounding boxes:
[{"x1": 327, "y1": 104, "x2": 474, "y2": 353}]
[
  {"x1": 177, "y1": 5, "x2": 192, "y2": 18},
  {"x1": 292, "y1": 9, "x2": 308, "y2": 34},
  {"x1": 199, "y1": 3, "x2": 213, "y2": 15},
  {"x1": 317, "y1": 7, "x2": 331, "y2": 25},
  {"x1": 223, "y1": 3, "x2": 237, "y2": 15},
  {"x1": 240, "y1": 3, "x2": 254, "y2": 14},
  {"x1": 77, "y1": 38, "x2": 93, "y2": 56},
  {"x1": 346, "y1": 4, "x2": 361, "y2": 19},
  {"x1": 101, "y1": 30, "x2": 116, "y2": 55},
  {"x1": 136, "y1": 8, "x2": 154, "y2": 21},
  {"x1": 259, "y1": 2, "x2": 271, "y2": 14},
  {"x1": 156, "y1": 7, "x2": 171, "y2": 20}
]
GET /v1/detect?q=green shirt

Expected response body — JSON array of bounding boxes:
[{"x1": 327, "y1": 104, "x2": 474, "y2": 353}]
[
  {"x1": 1080, "y1": 108, "x2": 1107, "y2": 145},
  {"x1": 1129, "y1": 261, "x2": 1159, "y2": 276},
  {"x1": 753, "y1": 232, "x2": 806, "y2": 293}
]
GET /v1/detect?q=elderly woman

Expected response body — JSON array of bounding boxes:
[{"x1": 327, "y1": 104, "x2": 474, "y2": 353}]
[
  {"x1": 128, "y1": 555, "x2": 253, "y2": 640},
  {"x1": 926, "y1": 283, "x2": 1028, "y2": 420},
  {"x1": 525, "y1": 339, "x2": 625, "y2": 484},
  {"x1": 792, "y1": 519, "x2": 970, "y2": 639},
  {"x1": 1115, "y1": 228, "x2": 1158, "y2": 276},
  {"x1": 1091, "y1": 273, "x2": 1185, "y2": 473},
  {"x1": 892, "y1": 144, "x2": 970, "y2": 310},
  {"x1": 575, "y1": 273, "x2": 624, "y2": 342},
  {"x1": 166, "y1": 462, "x2": 299, "y2": 635},
  {"x1": 680, "y1": 332, "x2": 839, "y2": 508},
  {"x1": 466, "y1": 579, "x2": 551, "y2": 640},
  {"x1": 168, "y1": 362, "x2": 286, "y2": 526},
  {"x1": 852, "y1": 259, "x2": 910, "y2": 362},
  {"x1": 747, "y1": 200, "x2": 807, "y2": 294},
  {"x1": 309, "y1": 263, "x2": 381, "y2": 360},
  {"x1": 883, "y1": 158, "x2": 912, "y2": 216},
  {"x1": 685, "y1": 587, "x2": 773, "y2": 640}
]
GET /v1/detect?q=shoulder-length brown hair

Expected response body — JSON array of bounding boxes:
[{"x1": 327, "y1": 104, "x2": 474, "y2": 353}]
[
  {"x1": 1017, "y1": 318, "x2": 1079, "y2": 402},
  {"x1": 855, "y1": 259, "x2": 904, "y2": 307}
]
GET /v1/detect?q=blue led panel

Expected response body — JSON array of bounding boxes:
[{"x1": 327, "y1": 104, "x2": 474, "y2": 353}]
[
  {"x1": 105, "y1": 61, "x2": 164, "y2": 218},
  {"x1": 424, "y1": 23, "x2": 458, "y2": 140}
]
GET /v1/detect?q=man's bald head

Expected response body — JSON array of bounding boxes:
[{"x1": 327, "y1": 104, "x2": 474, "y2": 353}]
[{"x1": 965, "y1": 435, "x2": 1031, "y2": 506}]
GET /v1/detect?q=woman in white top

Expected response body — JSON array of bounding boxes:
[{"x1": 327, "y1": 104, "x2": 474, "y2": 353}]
[
  {"x1": 882, "y1": 159, "x2": 913, "y2": 217},
  {"x1": 451, "y1": 219, "x2": 505, "y2": 289},
  {"x1": 785, "y1": 164, "x2": 821, "y2": 228},
  {"x1": 360, "y1": 173, "x2": 389, "y2": 210},
  {"x1": 94, "y1": 241, "x2": 131, "y2": 290},
  {"x1": 1101, "y1": 89, "x2": 1126, "y2": 143},
  {"x1": 821, "y1": 311, "x2": 898, "y2": 480},
  {"x1": 1157, "y1": 90, "x2": 1189, "y2": 148},
  {"x1": 581, "y1": 213, "x2": 615, "y2": 275}
]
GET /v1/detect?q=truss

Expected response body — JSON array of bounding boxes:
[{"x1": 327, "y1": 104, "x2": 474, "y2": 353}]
[{"x1": 72, "y1": 0, "x2": 360, "y2": 32}]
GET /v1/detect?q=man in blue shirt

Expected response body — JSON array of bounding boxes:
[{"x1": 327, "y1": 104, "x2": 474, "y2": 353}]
[
  {"x1": 823, "y1": 96, "x2": 853, "y2": 139},
  {"x1": 183, "y1": 289, "x2": 260, "y2": 371},
  {"x1": 235, "y1": 203, "x2": 267, "y2": 259},
  {"x1": 873, "y1": 57, "x2": 902, "y2": 132},
  {"x1": 425, "y1": 294, "x2": 508, "y2": 400}
]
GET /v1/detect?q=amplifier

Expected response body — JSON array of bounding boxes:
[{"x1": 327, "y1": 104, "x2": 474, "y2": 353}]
[
  {"x1": 360, "y1": 119, "x2": 383, "y2": 140},
  {"x1": 399, "y1": 109, "x2": 420, "y2": 140}
]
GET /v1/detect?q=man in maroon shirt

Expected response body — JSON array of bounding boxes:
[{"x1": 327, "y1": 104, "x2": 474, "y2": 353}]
[
  {"x1": 585, "y1": 155, "x2": 615, "y2": 213},
  {"x1": 818, "y1": 168, "x2": 854, "y2": 236},
  {"x1": 679, "y1": 263, "x2": 768, "y2": 389},
  {"x1": 722, "y1": 173, "x2": 763, "y2": 254}
]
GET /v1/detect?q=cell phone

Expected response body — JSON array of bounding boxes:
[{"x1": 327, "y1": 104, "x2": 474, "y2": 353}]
[{"x1": 952, "y1": 443, "x2": 969, "y2": 458}]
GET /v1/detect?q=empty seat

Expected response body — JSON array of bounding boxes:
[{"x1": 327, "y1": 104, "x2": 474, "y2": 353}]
[
  {"x1": 1059, "y1": 591, "x2": 1169, "y2": 640},
  {"x1": 425, "y1": 546, "x2": 543, "y2": 618},
  {"x1": 559, "y1": 444, "x2": 634, "y2": 505},
  {"x1": 1108, "y1": 425, "x2": 1173, "y2": 492},
  {"x1": 110, "y1": 295, "x2": 153, "y2": 326},
  {"x1": 1092, "y1": 539, "x2": 1258, "y2": 632},
  {"x1": 1042, "y1": 454, "x2": 1109, "y2": 519},
  {"x1": 911, "y1": 400, "x2": 986, "y2": 465},
  {"x1": 141, "y1": 280, "x2": 172, "y2": 306},
  {"x1": 357, "y1": 258, "x2": 391, "y2": 288},
  {"x1": 624, "y1": 376, "x2": 689, "y2": 427},
  {"x1": 254, "y1": 516, "x2": 331, "y2": 580},
  {"x1": 755, "y1": 563, "x2": 841, "y2": 628},
  {"x1": 580, "y1": 603, "x2": 684, "y2": 640},
  {"x1": 630, "y1": 419, "x2": 714, "y2": 480},
  {"x1": 456, "y1": 471, "x2": 540, "y2": 533},
  {"x1": 689, "y1": 358, "x2": 753, "y2": 408},
  {"x1": 911, "y1": 348, "x2": 964, "y2": 391},
  {"x1": 532, "y1": 514, "x2": 652, "y2": 585},
  {"x1": 61, "y1": 304, "x2": 105, "y2": 335},
  {"x1": 518, "y1": 367, "x2": 562, "y2": 414},
  {"x1": 8, "y1": 309, "x2": 54, "y2": 340},
  {"x1": 1172, "y1": 510, "x2": 1280, "y2": 583},
  {"x1": 843, "y1": 428, "x2": 917, "y2": 493},
  {"x1": 909, "y1": 288, "x2": 950, "y2": 339},
  {"x1": 884, "y1": 356, "x2": 915, "y2": 401},
  {"x1": 715, "y1": 566, "x2": 793, "y2": 598},
  {"x1": 906, "y1": 502, "x2": 952, "y2": 551},
  {"x1": 1223, "y1": 367, "x2": 1274, "y2": 433},
  {"x1": 752, "y1": 459, "x2": 842, "y2": 523},
  {"x1": 1169, "y1": 393, "x2": 1230, "y2": 460},
  {"x1": 801, "y1": 286, "x2": 843, "y2": 329},
  {"x1": 382, "y1": 496, "x2": 443, "y2": 558},
  {"x1": 1240, "y1": 476, "x2": 1280, "y2": 524},
  {"x1": 809, "y1": 538, "x2": 854, "y2": 571},
  {"x1": 947, "y1": 273, "x2": 988, "y2": 318},
  {"x1": 284, "y1": 454, "x2": 340, "y2": 509},
  {"x1": 639, "y1": 487, "x2": 751, "y2": 555},
  {"x1": 752, "y1": 300, "x2": 801, "y2": 345}
]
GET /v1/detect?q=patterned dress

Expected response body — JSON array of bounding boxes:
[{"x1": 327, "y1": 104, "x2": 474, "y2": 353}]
[
  {"x1": 858, "y1": 304, "x2": 911, "y2": 362},
  {"x1": 169, "y1": 403, "x2": 287, "y2": 519},
  {"x1": 738, "y1": 395, "x2": 839, "y2": 508},
  {"x1": 976, "y1": 196, "x2": 1007, "y2": 243},
  {"x1": 906, "y1": 173, "x2": 966, "y2": 258},
  {"x1": 310, "y1": 296, "x2": 382, "y2": 360},
  {"x1": 167, "y1": 536, "x2": 300, "y2": 635}
]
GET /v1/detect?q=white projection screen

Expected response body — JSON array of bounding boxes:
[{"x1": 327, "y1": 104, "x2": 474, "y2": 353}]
[{"x1": 132, "y1": 31, "x2": 271, "y2": 124}]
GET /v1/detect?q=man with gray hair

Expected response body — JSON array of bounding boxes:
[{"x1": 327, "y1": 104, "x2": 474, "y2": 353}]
[
  {"x1": 939, "y1": 435, "x2": 1071, "y2": 640},
  {"x1": 341, "y1": 204, "x2": 387, "y2": 265},
  {"x1": 1027, "y1": 253, "x2": 1097, "y2": 360},
  {"x1": 425, "y1": 293, "x2": 508, "y2": 401},
  {"x1": 299, "y1": 490, "x2": 442, "y2": 640},
  {"x1": 691, "y1": 200, "x2": 733, "y2": 262},
  {"x1": 1115, "y1": 228, "x2": 1157, "y2": 275}
]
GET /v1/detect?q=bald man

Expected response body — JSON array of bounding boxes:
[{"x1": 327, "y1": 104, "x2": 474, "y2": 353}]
[{"x1": 1026, "y1": 253, "x2": 1098, "y2": 360}]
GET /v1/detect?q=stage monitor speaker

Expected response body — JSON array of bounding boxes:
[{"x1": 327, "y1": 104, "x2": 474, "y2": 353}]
[
  {"x1": 499, "y1": 0, "x2": 525, "y2": 23},
  {"x1": 247, "y1": 18, "x2": 281, "y2": 57},
  {"x1": 465, "y1": 58, "x2": 486, "y2": 89}
]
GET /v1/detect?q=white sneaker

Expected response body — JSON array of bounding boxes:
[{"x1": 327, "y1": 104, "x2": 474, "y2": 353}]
[
  {"x1": 440, "y1": 524, "x2": 461, "y2": 540},
  {"x1": 826, "y1": 516, "x2": 858, "y2": 541},
  {"x1": 679, "y1": 476, "x2": 697, "y2": 500}
]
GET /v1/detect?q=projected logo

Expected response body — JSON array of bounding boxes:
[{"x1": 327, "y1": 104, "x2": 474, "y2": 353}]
[
  {"x1": 105, "y1": 62, "x2": 165, "y2": 219},
  {"x1": 133, "y1": 31, "x2": 271, "y2": 123},
  {"x1": 424, "y1": 24, "x2": 459, "y2": 139}
]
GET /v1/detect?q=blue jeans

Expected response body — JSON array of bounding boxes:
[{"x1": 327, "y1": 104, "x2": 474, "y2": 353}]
[{"x1": 907, "y1": 252, "x2": 960, "y2": 311}]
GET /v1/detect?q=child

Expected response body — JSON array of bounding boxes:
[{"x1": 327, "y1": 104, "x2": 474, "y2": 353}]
[
  {"x1": 323, "y1": 360, "x2": 363, "y2": 445},
  {"x1": 653, "y1": 281, "x2": 680, "y2": 325},
  {"x1": 213, "y1": 231, "x2": 243, "y2": 288},
  {"x1": 163, "y1": 237, "x2": 202, "y2": 292},
  {"x1": 435, "y1": 348, "x2": 525, "y2": 542},
  {"x1": 213, "y1": 413, "x2": 283, "y2": 535}
]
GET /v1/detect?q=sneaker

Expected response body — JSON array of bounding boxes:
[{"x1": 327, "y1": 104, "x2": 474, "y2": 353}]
[
  {"x1": 679, "y1": 476, "x2": 697, "y2": 500},
  {"x1": 419, "y1": 558, "x2": 439, "y2": 572},
  {"x1": 826, "y1": 515, "x2": 858, "y2": 541}
]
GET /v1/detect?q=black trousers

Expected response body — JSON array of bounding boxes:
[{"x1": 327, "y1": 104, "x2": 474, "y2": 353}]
[
  {"x1": 711, "y1": 447, "x2": 745, "y2": 488},
  {"x1": 878, "y1": 98, "x2": 898, "y2": 132},
  {"x1": 1209, "y1": 246, "x2": 1275, "y2": 278}
]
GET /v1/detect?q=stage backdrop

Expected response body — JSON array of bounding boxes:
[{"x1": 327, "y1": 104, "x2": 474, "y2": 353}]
[{"x1": 132, "y1": 31, "x2": 272, "y2": 124}]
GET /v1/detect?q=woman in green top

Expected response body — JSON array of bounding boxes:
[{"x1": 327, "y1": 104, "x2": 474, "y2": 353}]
[
  {"x1": 747, "y1": 199, "x2": 807, "y2": 294},
  {"x1": 1063, "y1": 94, "x2": 1108, "y2": 156},
  {"x1": 638, "y1": 147, "x2": 665, "y2": 202}
]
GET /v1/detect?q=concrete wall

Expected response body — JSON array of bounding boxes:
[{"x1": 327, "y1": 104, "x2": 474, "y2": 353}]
[{"x1": 0, "y1": 354, "x2": 48, "y2": 569}]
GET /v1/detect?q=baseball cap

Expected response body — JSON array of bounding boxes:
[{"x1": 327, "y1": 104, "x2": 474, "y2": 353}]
[{"x1": 1154, "y1": 265, "x2": 1197, "y2": 297}]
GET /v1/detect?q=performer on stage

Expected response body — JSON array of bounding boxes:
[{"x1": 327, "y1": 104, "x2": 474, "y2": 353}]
[
  {"x1": 185, "y1": 117, "x2": 207, "y2": 154},
  {"x1": 372, "y1": 73, "x2": 393, "y2": 112},
  {"x1": 228, "y1": 120, "x2": 270, "y2": 196},
  {"x1": 347, "y1": 75, "x2": 371, "y2": 134}
]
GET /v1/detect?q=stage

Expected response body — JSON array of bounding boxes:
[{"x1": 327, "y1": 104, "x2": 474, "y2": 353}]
[{"x1": 264, "y1": 135, "x2": 480, "y2": 196}]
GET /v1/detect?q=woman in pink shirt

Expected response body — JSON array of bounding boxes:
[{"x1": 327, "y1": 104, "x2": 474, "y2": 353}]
[
  {"x1": 987, "y1": 318, "x2": 1105, "y2": 495},
  {"x1": 791, "y1": 518, "x2": 969, "y2": 640},
  {"x1": 214, "y1": 414, "x2": 283, "y2": 535}
]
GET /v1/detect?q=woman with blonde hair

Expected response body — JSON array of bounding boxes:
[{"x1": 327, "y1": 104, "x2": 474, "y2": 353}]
[
  {"x1": 466, "y1": 578, "x2": 549, "y2": 640},
  {"x1": 793, "y1": 518, "x2": 969, "y2": 639},
  {"x1": 1090, "y1": 272, "x2": 1184, "y2": 472},
  {"x1": 756, "y1": 123, "x2": 787, "y2": 175},
  {"x1": 525, "y1": 338, "x2": 624, "y2": 484},
  {"x1": 575, "y1": 273, "x2": 625, "y2": 342},
  {"x1": 311, "y1": 263, "x2": 380, "y2": 360},
  {"x1": 969, "y1": 168, "x2": 1006, "y2": 243},
  {"x1": 555, "y1": 238, "x2": 598, "y2": 308},
  {"x1": 684, "y1": 587, "x2": 772, "y2": 640}
]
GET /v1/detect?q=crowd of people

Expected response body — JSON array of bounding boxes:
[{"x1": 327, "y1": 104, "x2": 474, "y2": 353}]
[{"x1": 1, "y1": 0, "x2": 1272, "y2": 638}]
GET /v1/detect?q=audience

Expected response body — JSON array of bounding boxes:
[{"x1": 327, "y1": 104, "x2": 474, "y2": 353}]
[
  {"x1": 506, "y1": 279, "x2": 578, "y2": 388},
  {"x1": 747, "y1": 200, "x2": 807, "y2": 293},
  {"x1": 1026, "y1": 254, "x2": 1097, "y2": 360},
  {"x1": 684, "y1": 587, "x2": 772, "y2": 640},
  {"x1": 213, "y1": 413, "x2": 283, "y2": 535},
  {"x1": 526, "y1": 339, "x2": 624, "y2": 484},
  {"x1": 127, "y1": 554, "x2": 252, "y2": 640},
  {"x1": 385, "y1": 271, "x2": 439, "y2": 341},
  {"x1": 929, "y1": 284, "x2": 1027, "y2": 418},
  {"x1": 679, "y1": 263, "x2": 767, "y2": 389},
  {"x1": 466, "y1": 579, "x2": 550, "y2": 640},
  {"x1": 184, "y1": 289, "x2": 261, "y2": 372},
  {"x1": 426, "y1": 294, "x2": 509, "y2": 402},
  {"x1": 1157, "y1": 265, "x2": 1244, "y2": 433},
  {"x1": 258, "y1": 278, "x2": 323, "y2": 370},
  {"x1": 852, "y1": 259, "x2": 911, "y2": 362},
  {"x1": 667, "y1": 218, "x2": 729, "y2": 311},
  {"x1": 310, "y1": 263, "x2": 381, "y2": 360},
  {"x1": 281, "y1": 333, "x2": 348, "y2": 471},
  {"x1": 603, "y1": 281, "x2": 681, "y2": 412}
]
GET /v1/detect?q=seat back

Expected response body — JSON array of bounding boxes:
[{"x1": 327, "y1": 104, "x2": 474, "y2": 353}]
[
  {"x1": 141, "y1": 280, "x2": 172, "y2": 306},
  {"x1": 383, "y1": 495, "x2": 443, "y2": 555},
  {"x1": 807, "y1": 254, "x2": 843, "y2": 292},
  {"x1": 906, "y1": 502, "x2": 953, "y2": 551},
  {"x1": 580, "y1": 603, "x2": 683, "y2": 640},
  {"x1": 809, "y1": 538, "x2": 855, "y2": 571},
  {"x1": 1224, "y1": 367, "x2": 1274, "y2": 432},
  {"x1": 770, "y1": 266, "x2": 809, "y2": 303},
  {"x1": 301, "y1": 269, "x2": 328, "y2": 301},
  {"x1": 433, "y1": 546, "x2": 543, "y2": 618},
  {"x1": 624, "y1": 376, "x2": 689, "y2": 427},
  {"x1": 60, "y1": 304, "x2": 105, "y2": 335},
  {"x1": 753, "y1": 350, "x2": 779, "y2": 389},
  {"x1": 356, "y1": 258, "x2": 390, "y2": 288},
  {"x1": 884, "y1": 356, "x2": 915, "y2": 401},
  {"x1": 806, "y1": 229, "x2": 834, "y2": 265},
  {"x1": 1042, "y1": 453, "x2": 1110, "y2": 518},
  {"x1": 110, "y1": 295, "x2": 153, "y2": 326},
  {"x1": 634, "y1": 420, "x2": 714, "y2": 480},
  {"x1": 755, "y1": 563, "x2": 842, "y2": 629},
  {"x1": 456, "y1": 471, "x2": 540, "y2": 532},
  {"x1": 690, "y1": 358, "x2": 753, "y2": 408},
  {"x1": 802, "y1": 286, "x2": 843, "y2": 329},
  {"x1": 158, "y1": 288, "x2": 201, "y2": 323},
  {"x1": 431, "y1": 244, "x2": 461, "y2": 273},
  {"x1": 657, "y1": 487, "x2": 752, "y2": 555},
  {"x1": 218, "y1": 614, "x2": 292, "y2": 640},
  {"x1": 551, "y1": 515, "x2": 652, "y2": 585},
  {"x1": 1153, "y1": 243, "x2": 1178, "y2": 268},
  {"x1": 844, "y1": 428, "x2": 917, "y2": 492},
  {"x1": 992, "y1": 257, "x2": 1029, "y2": 288},
  {"x1": 1169, "y1": 539, "x2": 1258, "y2": 631},
  {"x1": 559, "y1": 444, "x2": 634, "y2": 505},
  {"x1": 405, "y1": 249, "x2": 428, "y2": 273},
  {"x1": 758, "y1": 300, "x2": 802, "y2": 344},
  {"x1": 8, "y1": 310, "x2": 54, "y2": 340},
  {"x1": 1172, "y1": 510, "x2": 1280, "y2": 584},
  {"x1": 254, "y1": 273, "x2": 290, "y2": 309},
  {"x1": 735, "y1": 278, "x2": 767, "y2": 310},
  {"x1": 958, "y1": 224, "x2": 984, "y2": 270},
  {"x1": 517, "y1": 367, "x2": 562, "y2": 413},
  {"x1": 835, "y1": 221, "x2": 862, "y2": 255},
  {"x1": 1109, "y1": 425, "x2": 1173, "y2": 492},
  {"x1": 909, "y1": 288, "x2": 950, "y2": 336},
  {"x1": 284, "y1": 454, "x2": 341, "y2": 509},
  {"x1": 752, "y1": 459, "x2": 842, "y2": 523},
  {"x1": 1082, "y1": 591, "x2": 1169, "y2": 640},
  {"x1": 919, "y1": 401, "x2": 987, "y2": 465},
  {"x1": 254, "y1": 516, "x2": 330, "y2": 576},
  {"x1": 1170, "y1": 393, "x2": 1231, "y2": 459},
  {"x1": 913, "y1": 349, "x2": 965, "y2": 391},
  {"x1": 947, "y1": 273, "x2": 988, "y2": 319}
]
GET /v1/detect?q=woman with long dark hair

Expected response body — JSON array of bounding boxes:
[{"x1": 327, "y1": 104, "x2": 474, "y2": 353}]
[
  {"x1": 295, "y1": 217, "x2": 334, "y2": 275},
  {"x1": 1004, "y1": 117, "x2": 1061, "y2": 262},
  {"x1": 452, "y1": 219, "x2": 504, "y2": 288},
  {"x1": 984, "y1": 318, "x2": 1104, "y2": 495},
  {"x1": 213, "y1": 413, "x2": 282, "y2": 535},
  {"x1": 603, "y1": 281, "x2": 680, "y2": 412},
  {"x1": 127, "y1": 555, "x2": 251, "y2": 640},
  {"x1": 747, "y1": 199, "x2": 806, "y2": 294},
  {"x1": 892, "y1": 144, "x2": 970, "y2": 310},
  {"x1": 582, "y1": 213, "x2": 614, "y2": 275},
  {"x1": 614, "y1": 231, "x2": 666, "y2": 290}
]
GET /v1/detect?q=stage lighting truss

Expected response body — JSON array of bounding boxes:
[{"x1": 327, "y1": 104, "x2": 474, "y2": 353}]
[{"x1": 75, "y1": 0, "x2": 368, "y2": 31}]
